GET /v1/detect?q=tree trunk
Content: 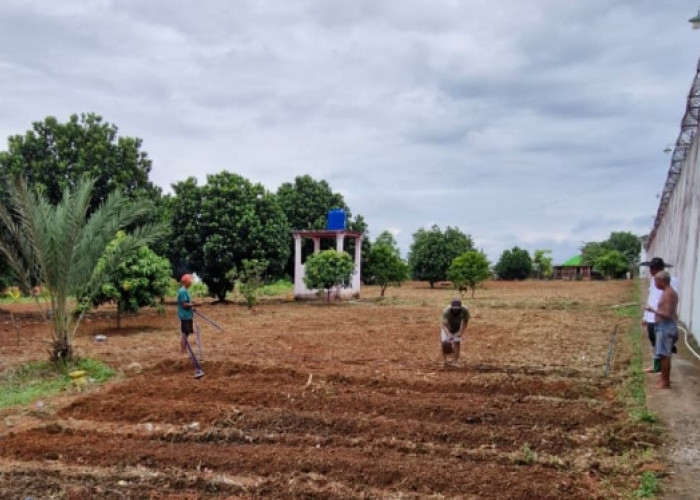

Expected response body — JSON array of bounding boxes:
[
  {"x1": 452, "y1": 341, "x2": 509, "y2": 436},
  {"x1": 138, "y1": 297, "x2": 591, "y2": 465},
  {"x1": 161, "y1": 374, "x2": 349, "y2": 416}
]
[
  {"x1": 50, "y1": 339, "x2": 73, "y2": 362},
  {"x1": 380, "y1": 285, "x2": 386, "y2": 297}
]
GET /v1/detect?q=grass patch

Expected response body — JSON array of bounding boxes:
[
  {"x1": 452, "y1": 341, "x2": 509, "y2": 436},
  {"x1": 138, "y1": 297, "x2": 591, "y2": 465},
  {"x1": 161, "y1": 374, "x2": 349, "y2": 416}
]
[
  {"x1": 222, "y1": 279, "x2": 293, "y2": 302},
  {"x1": 621, "y1": 282, "x2": 656, "y2": 423},
  {"x1": 259, "y1": 278, "x2": 293, "y2": 296},
  {"x1": 612, "y1": 304, "x2": 640, "y2": 318},
  {"x1": 0, "y1": 358, "x2": 116, "y2": 409},
  {"x1": 635, "y1": 470, "x2": 658, "y2": 498},
  {"x1": 625, "y1": 319, "x2": 657, "y2": 423},
  {"x1": 0, "y1": 296, "x2": 37, "y2": 305}
]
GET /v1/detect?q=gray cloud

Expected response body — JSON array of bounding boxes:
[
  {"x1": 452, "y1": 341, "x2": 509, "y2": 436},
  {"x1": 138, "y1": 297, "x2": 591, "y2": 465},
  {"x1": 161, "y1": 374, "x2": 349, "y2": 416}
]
[{"x1": 0, "y1": 0, "x2": 696, "y2": 266}]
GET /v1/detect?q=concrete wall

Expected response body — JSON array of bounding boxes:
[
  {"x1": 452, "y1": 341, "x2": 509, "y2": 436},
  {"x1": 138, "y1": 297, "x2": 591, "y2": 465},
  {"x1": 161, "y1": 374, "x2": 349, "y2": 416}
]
[
  {"x1": 646, "y1": 59, "x2": 700, "y2": 342},
  {"x1": 647, "y1": 136, "x2": 700, "y2": 337}
]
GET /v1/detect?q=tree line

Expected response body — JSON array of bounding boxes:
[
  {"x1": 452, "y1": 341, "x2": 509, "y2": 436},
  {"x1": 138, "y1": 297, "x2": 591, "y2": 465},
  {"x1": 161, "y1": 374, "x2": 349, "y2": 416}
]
[{"x1": 0, "y1": 113, "x2": 641, "y2": 361}]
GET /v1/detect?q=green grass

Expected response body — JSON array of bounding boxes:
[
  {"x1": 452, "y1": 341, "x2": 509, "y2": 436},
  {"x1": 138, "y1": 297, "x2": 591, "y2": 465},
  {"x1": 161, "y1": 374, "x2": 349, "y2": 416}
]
[
  {"x1": 0, "y1": 358, "x2": 116, "y2": 409},
  {"x1": 635, "y1": 470, "x2": 658, "y2": 498},
  {"x1": 0, "y1": 295, "x2": 42, "y2": 305},
  {"x1": 625, "y1": 321, "x2": 657, "y2": 423},
  {"x1": 258, "y1": 278, "x2": 293, "y2": 296},
  {"x1": 224, "y1": 278, "x2": 293, "y2": 301},
  {"x1": 165, "y1": 277, "x2": 292, "y2": 302},
  {"x1": 612, "y1": 304, "x2": 641, "y2": 318},
  {"x1": 622, "y1": 283, "x2": 656, "y2": 423}
]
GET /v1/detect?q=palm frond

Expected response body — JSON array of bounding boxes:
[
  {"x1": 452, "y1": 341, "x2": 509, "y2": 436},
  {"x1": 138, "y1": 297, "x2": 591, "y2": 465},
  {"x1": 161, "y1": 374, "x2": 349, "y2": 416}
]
[
  {"x1": 0, "y1": 179, "x2": 43, "y2": 291},
  {"x1": 70, "y1": 188, "x2": 167, "y2": 298},
  {"x1": 69, "y1": 190, "x2": 134, "y2": 294}
]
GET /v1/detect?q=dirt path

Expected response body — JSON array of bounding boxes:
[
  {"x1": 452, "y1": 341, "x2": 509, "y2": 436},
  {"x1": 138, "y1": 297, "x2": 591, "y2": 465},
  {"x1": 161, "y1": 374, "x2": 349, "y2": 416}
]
[{"x1": 644, "y1": 325, "x2": 700, "y2": 499}]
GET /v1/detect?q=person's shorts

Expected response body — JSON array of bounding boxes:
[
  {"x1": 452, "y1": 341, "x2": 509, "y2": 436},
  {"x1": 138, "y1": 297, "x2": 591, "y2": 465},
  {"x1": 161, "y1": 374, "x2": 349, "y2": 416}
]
[
  {"x1": 440, "y1": 327, "x2": 461, "y2": 343},
  {"x1": 181, "y1": 319, "x2": 194, "y2": 336},
  {"x1": 654, "y1": 320, "x2": 678, "y2": 357}
]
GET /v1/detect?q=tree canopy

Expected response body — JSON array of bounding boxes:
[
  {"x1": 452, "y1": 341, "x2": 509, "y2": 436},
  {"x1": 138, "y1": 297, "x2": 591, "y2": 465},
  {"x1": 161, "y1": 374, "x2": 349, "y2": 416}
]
[
  {"x1": 276, "y1": 175, "x2": 363, "y2": 278},
  {"x1": 86, "y1": 231, "x2": 172, "y2": 327},
  {"x1": 276, "y1": 175, "x2": 349, "y2": 231},
  {"x1": 408, "y1": 225, "x2": 474, "y2": 288},
  {"x1": 581, "y1": 231, "x2": 641, "y2": 277},
  {"x1": 169, "y1": 172, "x2": 290, "y2": 301},
  {"x1": 303, "y1": 250, "x2": 355, "y2": 302},
  {"x1": 494, "y1": 246, "x2": 532, "y2": 280},
  {"x1": 447, "y1": 250, "x2": 491, "y2": 297},
  {"x1": 374, "y1": 230, "x2": 398, "y2": 248},
  {"x1": 595, "y1": 250, "x2": 629, "y2": 279},
  {"x1": 532, "y1": 249, "x2": 553, "y2": 279},
  {"x1": 0, "y1": 113, "x2": 164, "y2": 290},
  {"x1": 364, "y1": 231, "x2": 409, "y2": 297},
  {"x1": 0, "y1": 113, "x2": 160, "y2": 211},
  {"x1": 605, "y1": 231, "x2": 641, "y2": 267}
]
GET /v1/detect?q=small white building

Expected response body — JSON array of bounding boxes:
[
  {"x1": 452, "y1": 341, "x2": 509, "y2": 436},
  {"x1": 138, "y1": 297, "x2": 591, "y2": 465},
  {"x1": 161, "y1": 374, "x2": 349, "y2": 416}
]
[{"x1": 293, "y1": 229, "x2": 363, "y2": 300}]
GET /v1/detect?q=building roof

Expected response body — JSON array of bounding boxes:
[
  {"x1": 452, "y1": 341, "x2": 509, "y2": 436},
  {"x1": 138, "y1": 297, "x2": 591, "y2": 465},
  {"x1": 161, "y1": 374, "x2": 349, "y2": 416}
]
[
  {"x1": 292, "y1": 229, "x2": 363, "y2": 238},
  {"x1": 560, "y1": 255, "x2": 584, "y2": 267}
]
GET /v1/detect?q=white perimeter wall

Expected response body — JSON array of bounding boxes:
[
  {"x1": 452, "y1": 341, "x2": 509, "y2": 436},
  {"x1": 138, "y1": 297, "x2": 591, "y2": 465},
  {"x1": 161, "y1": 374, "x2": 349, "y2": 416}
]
[{"x1": 647, "y1": 130, "x2": 700, "y2": 342}]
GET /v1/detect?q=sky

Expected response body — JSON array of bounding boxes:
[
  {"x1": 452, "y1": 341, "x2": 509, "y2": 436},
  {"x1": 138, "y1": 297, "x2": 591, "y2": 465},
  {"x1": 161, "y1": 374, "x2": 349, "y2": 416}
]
[{"x1": 1, "y1": 0, "x2": 698, "y2": 264}]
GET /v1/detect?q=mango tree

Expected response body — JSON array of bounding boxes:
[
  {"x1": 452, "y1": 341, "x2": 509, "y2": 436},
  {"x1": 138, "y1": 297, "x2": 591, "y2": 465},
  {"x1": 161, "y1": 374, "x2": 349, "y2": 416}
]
[
  {"x1": 303, "y1": 250, "x2": 354, "y2": 302},
  {"x1": 447, "y1": 250, "x2": 491, "y2": 297},
  {"x1": 364, "y1": 231, "x2": 409, "y2": 297},
  {"x1": 169, "y1": 172, "x2": 290, "y2": 301},
  {"x1": 85, "y1": 231, "x2": 172, "y2": 327}
]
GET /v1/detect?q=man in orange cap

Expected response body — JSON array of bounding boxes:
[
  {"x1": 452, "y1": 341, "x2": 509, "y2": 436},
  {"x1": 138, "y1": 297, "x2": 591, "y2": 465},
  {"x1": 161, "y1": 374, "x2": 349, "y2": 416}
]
[{"x1": 178, "y1": 273, "x2": 203, "y2": 378}]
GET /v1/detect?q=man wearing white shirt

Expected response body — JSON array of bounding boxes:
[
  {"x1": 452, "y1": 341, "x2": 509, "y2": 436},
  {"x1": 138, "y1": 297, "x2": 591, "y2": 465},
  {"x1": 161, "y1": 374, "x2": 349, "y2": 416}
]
[{"x1": 640, "y1": 257, "x2": 679, "y2": 373}]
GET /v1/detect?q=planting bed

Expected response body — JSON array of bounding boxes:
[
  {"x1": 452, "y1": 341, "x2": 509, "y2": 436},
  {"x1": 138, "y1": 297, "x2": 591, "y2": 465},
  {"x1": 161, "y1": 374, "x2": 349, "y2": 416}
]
[{"x1": 0, "y1": 280, "x2": 657, "y2": 498}]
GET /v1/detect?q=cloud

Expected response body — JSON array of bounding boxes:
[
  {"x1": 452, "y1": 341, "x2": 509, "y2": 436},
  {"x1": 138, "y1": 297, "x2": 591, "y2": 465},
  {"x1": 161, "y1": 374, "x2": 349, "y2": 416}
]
[{"x1": 0, "y1": 0, "x2": 696, "y2": 269}]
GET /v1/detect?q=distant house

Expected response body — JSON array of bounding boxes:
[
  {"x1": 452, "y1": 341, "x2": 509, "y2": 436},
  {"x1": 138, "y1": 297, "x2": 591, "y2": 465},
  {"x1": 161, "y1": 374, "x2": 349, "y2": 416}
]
[{"x1": 553, "y1": 255, "x2": 592, "y2": 280}]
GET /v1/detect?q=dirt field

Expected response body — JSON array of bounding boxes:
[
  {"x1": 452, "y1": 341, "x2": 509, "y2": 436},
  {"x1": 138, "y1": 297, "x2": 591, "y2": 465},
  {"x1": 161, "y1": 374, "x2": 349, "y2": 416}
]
[{"x1": 0, "y1": 280, "x2": 660, "y2": 499}]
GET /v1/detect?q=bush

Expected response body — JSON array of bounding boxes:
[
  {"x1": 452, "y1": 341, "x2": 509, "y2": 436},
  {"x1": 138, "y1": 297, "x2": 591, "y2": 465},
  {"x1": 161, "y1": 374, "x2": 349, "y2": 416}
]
[{"x1": 303, "y1": 250, "x2": 354, "y2": 302}]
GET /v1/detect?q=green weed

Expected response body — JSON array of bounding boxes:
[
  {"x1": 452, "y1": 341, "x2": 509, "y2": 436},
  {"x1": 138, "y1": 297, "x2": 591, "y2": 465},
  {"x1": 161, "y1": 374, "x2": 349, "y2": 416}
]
[
  {"x1": 625, "y1": 323, "x2": 658, "y2": 423},
  {"x1": 619, "y1": 282, "x2": 658, "y2": 423},
  {"x1": 0, "y1": 358, "x2": 115, "y2": 409},
  {"x1": 612, "y1": 304, "x2": 640, "y2": 318},
  {"x1": 635, "y1": 471, "x2": 658, "y2": 498},
  {"x1": 511, "y1": 444, "x2": 537, "y2": 465}
]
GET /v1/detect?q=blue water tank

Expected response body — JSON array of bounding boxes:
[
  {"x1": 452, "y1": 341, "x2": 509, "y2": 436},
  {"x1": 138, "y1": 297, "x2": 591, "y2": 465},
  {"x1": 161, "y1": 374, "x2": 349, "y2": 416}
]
[{"x1": 327, "y1": 209, "x2": 346, "y2": 230}]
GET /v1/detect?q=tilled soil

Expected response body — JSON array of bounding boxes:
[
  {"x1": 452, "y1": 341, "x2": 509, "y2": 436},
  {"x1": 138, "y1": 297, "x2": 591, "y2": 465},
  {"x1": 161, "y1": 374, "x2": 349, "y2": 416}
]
[{"x1": 0, "y1": 280, "x2": 658, "y2": 499}]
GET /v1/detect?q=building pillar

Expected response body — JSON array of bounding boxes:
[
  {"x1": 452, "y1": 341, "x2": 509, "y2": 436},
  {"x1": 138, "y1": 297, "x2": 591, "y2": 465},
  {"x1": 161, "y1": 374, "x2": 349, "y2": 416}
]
[
  {"x1": 293, "y1": 233, "x2": 304, "y2": 296},
  {"x1": 352, "y1": 235, "x2": 363, "y2": 297},
  {"x1": 335, "y1": 234, "x2": 345, "y2": 252}
]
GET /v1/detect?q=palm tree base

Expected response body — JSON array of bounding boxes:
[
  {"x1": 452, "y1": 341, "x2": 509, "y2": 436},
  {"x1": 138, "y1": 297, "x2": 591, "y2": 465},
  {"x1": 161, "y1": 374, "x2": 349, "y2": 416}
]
[{"x1": 50, "y1": 340, "x2": 73, "y2": 362}]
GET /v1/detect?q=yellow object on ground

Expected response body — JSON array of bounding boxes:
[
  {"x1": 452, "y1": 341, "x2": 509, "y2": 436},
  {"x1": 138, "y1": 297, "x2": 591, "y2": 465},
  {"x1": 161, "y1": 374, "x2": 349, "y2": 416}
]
[{"x1": 69, "y1": 370, "x2": 87, "y2": 386}]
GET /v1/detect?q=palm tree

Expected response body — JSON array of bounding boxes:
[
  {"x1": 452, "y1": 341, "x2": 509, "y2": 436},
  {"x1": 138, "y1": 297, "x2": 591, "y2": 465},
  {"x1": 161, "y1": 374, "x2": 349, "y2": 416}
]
[{"x1": 0, "y1": 176, "x2": 166, "y2": 361}]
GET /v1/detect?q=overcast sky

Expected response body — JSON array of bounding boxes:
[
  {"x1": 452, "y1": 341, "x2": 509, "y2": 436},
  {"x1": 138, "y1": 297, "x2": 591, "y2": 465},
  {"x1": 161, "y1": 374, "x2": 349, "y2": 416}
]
[{"x1": 1, "y1": 0, "x2": 698, "y2": 264}]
